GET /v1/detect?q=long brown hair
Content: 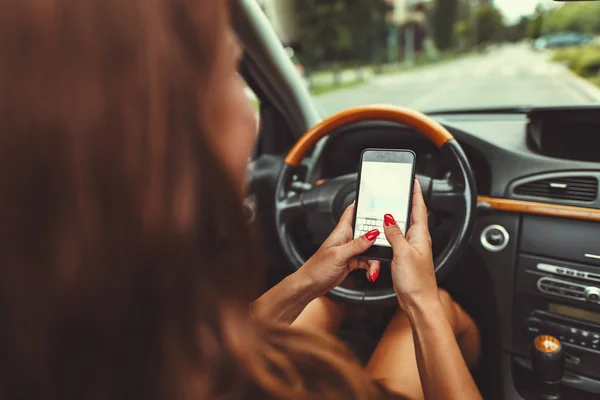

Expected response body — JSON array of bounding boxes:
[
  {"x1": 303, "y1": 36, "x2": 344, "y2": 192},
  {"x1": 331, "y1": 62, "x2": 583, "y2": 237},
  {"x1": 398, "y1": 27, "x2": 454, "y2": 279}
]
[{"x1": 0, "y1": 1, "x2": 395, "y2": 399}]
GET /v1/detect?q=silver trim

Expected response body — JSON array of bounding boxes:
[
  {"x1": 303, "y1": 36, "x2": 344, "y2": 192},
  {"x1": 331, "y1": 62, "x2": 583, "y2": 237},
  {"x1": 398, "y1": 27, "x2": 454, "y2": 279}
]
[
  {"x1": 585, "y1": 253, "x2": 600, "y2": 260},
  {"x1": 549, "y1": 182, "x2": 568, "y2": 189},
  {"x1": 480, "y1": 224, "x2": 509, "y2": 252},
  {"x1": 243, "y1": 197, "x2": 257, "y2": 224},
  {"x1": 535, "y1": 263, "x2": 600, "y2": 283},
  {"x1": 537, "y1": 277, "x2": 588, "y2": 302}
]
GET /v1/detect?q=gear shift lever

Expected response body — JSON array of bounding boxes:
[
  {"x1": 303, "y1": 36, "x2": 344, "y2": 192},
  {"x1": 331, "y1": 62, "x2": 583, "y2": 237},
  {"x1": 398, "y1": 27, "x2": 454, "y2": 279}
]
[{"x1": 531, "y1": 335, "x2": 565, "y2": 400}]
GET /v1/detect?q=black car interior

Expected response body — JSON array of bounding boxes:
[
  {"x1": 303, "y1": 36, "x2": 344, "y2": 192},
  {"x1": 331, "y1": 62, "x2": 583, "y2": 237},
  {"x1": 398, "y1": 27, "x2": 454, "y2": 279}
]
[{"x1": 233, "y1": 1, "x2": 600, "y2": 399}]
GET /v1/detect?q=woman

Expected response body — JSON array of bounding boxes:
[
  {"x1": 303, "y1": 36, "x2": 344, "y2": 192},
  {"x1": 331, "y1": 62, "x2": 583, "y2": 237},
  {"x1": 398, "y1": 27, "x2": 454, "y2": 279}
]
[{"x1": 0, "y1": 0, "x2": 481, "y2": 399}]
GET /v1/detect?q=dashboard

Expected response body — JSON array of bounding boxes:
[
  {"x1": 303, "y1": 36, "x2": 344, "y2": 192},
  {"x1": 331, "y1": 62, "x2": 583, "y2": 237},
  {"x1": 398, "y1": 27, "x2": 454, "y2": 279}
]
[
  {"x1": 305, "y1": 106, "x2": 600, "y2": 400},
  {"x1": 249, "y1": 105, "x2": 600, "y2": 399}
]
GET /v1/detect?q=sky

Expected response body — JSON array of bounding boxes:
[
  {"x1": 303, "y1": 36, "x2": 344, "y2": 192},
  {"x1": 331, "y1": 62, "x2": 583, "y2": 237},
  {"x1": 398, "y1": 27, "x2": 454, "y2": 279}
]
[{"x1": 494, "y1": 0, "x2": 544, "y2": 23}]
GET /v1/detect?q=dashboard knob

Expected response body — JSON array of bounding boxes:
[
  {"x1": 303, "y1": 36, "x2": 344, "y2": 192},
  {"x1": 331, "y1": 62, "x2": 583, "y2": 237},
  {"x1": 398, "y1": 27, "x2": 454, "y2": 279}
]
[
  {"x1": 585, "y1": 287, "x2": 600, "y2": 302},
  {"x1": 480, "y1": 224, "x2": 509, "y2": 252}
]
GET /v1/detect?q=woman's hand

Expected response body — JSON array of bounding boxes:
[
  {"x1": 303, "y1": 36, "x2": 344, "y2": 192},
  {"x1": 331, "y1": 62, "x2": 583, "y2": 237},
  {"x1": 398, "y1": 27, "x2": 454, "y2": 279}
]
[
  {"x1": 252, "y1": 203, "x2": 380, "y2": 324},
  {"x1": 298, "y1": 203, "x2": 381, "y2": 297},
  {"x1": 383, "y1": 179, "x2": 439, "y2": 310}
]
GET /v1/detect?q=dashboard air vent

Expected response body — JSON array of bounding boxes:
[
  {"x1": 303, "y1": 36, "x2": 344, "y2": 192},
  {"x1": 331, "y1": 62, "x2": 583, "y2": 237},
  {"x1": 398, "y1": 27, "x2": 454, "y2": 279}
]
[{"x1": 514, "y1": 176, "x2": 598, "y2": 202}]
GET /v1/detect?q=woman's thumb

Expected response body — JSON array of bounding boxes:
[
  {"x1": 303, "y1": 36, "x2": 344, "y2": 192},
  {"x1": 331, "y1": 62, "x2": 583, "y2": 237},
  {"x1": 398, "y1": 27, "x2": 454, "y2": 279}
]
[
  {"x1": 383, "y1": 214, "x2": 409, "y2": 251},
  {"x1": 337, "y1": 229, "x2": 379, "y2": 260}
]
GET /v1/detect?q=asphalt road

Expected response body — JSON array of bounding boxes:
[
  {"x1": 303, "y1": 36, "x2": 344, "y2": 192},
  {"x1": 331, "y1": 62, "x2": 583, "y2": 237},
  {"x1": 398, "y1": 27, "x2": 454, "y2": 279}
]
[{"x1": 313, "y1": 43, "x2": 600, "y2": 115}]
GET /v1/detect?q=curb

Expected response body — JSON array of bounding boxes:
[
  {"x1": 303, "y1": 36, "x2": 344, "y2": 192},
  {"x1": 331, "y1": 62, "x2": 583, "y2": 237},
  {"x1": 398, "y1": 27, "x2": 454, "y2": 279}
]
[{"x1": 553, "y1": 63, "x2": 600, "y2": 102}]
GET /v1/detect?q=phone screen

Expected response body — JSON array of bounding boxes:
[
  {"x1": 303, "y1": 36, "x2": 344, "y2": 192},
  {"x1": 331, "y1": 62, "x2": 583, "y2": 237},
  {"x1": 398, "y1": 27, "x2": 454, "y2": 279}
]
[{"x1": 353, "y1": 150, "x2": 415, "y2": 252}]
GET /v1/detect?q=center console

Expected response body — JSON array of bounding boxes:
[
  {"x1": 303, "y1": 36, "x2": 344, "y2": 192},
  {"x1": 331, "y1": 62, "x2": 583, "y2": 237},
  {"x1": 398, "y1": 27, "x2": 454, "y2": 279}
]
[{"x1": 512, "y1": 215, "x2": 600, "y2": 397}]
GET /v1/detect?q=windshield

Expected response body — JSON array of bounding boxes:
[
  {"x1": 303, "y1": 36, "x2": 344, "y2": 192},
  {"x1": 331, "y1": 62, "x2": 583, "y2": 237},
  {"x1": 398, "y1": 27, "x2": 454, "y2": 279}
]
[{"x1": 258, "y1": 0, "x2": 600, "y2": 115}]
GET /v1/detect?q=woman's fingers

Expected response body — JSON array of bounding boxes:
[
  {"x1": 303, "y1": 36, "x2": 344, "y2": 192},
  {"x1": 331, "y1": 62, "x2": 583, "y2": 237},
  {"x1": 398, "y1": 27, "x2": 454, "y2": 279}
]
[
  {"x1": 349, "y1": 258, "x2": 381, "y2": 283},
  {"x1": 383, "y1": 214, "x2": 410, "y2": 254},
  {"x1": 407, "y1": 179, "x2": 428, "y2": 232},
  {"x1": 411, "y1": 179, "x2": 429, "y2": 229},
  {"x1": 335, "y1": 228, "x2": 379, "y2": 261},
  {"x1": 407, "y1": 179, "x2": 432, "y2": 248},
  {"x1": 366, "y1": 259, "x2": 381, "y2": 283},
  {"x1": 338, "y1": 201, "x2": 355, "y2": 225}
]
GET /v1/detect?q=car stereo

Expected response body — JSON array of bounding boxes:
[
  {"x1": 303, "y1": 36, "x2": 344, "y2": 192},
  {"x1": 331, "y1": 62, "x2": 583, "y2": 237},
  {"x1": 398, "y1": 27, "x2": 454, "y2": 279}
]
[{"x1": 514, "y1": 254, "x2": 600, "y2": 379}]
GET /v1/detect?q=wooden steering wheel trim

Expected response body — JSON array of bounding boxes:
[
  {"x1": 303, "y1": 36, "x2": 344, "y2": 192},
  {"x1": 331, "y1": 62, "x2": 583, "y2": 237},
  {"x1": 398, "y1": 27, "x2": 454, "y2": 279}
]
[{"x1": 285, "y1": 105, "x2": 454, "y2": 166}]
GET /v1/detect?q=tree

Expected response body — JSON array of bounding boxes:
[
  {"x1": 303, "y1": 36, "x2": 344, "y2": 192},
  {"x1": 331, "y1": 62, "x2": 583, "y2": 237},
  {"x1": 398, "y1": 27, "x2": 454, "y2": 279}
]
[
  {"x1": 454, "y1": 20, "x2": 470, "y2": 50},
  {"x1": 474, "y1": 5, "x2": 503, "y2": 45},
  {"x1": 293, "y1": 0, "x2": 388, "y2": 70},
  {"x1": 543, "y1": 2, "x2": 600, "y2": 34},
  {"x1": 432, "y1": 0, "x2": 459, "y2": 51},
  {"x1": 505, "y1": 16, "x2": 530, "y2": 43}
]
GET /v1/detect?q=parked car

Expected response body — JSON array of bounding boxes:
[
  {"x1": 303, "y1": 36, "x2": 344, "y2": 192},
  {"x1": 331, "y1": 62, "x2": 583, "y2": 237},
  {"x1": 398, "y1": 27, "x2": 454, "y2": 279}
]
[{"x1": 533, "y1": 32, "x2": 594, "y2": 50}]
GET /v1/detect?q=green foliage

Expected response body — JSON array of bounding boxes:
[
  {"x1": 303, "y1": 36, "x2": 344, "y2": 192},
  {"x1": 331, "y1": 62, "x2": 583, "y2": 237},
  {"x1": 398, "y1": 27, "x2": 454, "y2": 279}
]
[
  {"x1": 528, "y1": 13, "x2": 544, "y2": 39},
  {"x1": 454, "y1": 20, "x2": 470, "y2": 39},
  {"x1": 432, "y1": 0, "x2": 458, "y2": 51},
  {"x1": 542, "y1": 3, "x2": 600, "y2": 35},
  {"x1": 576, "y1": 50, "x2": 600, "y2": 77},
  {"x1": 552, "y1": 47, "x2": 584, "y2": 68},
  {"x1": 504, "y1": 16, "x2": 530, "y2": 43},
  {"x1": 552, "y1": 45, "x2": 600, "y2": 77},
  {"x1": 474, "y1": 5, "x2": 503, "y2": 45},
  {"x1": 294, "y1": 0, "x2": 387, "y2": 70}
]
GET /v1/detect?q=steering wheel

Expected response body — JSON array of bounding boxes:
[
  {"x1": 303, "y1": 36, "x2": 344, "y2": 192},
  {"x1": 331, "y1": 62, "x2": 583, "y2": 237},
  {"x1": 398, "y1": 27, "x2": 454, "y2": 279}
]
[{"x1": 275, "y1": 105, "x2": 477, "y2": 304}]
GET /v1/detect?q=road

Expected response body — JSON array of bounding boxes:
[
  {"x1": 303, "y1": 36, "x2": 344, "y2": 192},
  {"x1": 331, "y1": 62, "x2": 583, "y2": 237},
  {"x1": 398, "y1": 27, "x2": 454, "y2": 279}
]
[{"x1": 313, "y1": 44, "x2": 600, "y2": 115}]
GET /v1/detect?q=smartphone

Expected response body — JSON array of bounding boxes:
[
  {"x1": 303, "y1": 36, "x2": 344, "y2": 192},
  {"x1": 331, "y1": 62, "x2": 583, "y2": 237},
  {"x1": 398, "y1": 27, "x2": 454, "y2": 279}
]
[{"x1": 352, "y1": 149, "x2": 416, "y2": 260}]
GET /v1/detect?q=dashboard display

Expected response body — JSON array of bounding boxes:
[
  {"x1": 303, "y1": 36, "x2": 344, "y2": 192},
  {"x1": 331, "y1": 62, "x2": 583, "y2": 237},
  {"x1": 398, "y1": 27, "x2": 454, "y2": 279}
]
[{"x1": 548, "y1": 303, "x2": 600, "y2": 325}]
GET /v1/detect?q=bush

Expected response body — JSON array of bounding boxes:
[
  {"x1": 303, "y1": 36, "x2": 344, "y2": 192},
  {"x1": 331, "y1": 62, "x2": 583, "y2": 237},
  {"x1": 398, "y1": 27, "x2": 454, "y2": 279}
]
[
  {"x1": 552, "y1": 46, "x2": 600, "y2": 76},
  {"x1": 552, "y1": 47, "x2": 583, "y2": 69},
  {"x1": 575, "y1": 49, "x2": 600, "y2": 77}
]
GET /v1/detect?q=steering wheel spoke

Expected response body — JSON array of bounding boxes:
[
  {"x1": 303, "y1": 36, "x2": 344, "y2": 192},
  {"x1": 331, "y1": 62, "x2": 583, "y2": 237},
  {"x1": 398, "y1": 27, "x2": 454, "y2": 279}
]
[
  {"x1": 278, "y1": 194, "x2": 304, "y2": 222},
  {"x1": 428, "y1": 178, "x2": 467, "y2": 215}
]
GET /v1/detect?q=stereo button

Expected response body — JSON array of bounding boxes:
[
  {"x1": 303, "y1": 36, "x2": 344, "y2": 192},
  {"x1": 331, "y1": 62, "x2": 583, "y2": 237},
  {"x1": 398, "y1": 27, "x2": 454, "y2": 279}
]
[
  {"x1": 582, "y1": 331, "x2": 590, "y2": 338},
  {"x1": 524, "y1": 317, "x2": 545, "y2": 336},
  {"x1": 570, "y1": 327, "x2": 579, "y2": 335}
]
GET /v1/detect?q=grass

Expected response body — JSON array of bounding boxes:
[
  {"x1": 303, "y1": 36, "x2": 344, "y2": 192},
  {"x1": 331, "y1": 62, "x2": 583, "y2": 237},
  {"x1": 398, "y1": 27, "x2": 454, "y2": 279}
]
[{"x1": 309, "y1": 78, "x2": 366, "y2": 96}]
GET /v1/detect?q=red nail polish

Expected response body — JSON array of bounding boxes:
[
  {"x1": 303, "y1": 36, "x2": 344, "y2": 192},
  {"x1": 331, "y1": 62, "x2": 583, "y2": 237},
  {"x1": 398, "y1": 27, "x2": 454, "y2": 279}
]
[
  {"x1": 384, "y1": 214, "x2": 396, "y2": 226},
  {"x1": 371, "y1": 269, "x2": 379, "y2": 283},
  {"x1": 365, "y1": 229, "x2": 380, "y2": 241}
]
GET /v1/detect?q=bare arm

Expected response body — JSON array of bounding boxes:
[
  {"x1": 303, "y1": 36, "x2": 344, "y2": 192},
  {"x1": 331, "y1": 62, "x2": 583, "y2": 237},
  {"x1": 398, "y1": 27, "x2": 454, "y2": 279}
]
[
  {"x1": 383, "y1": 179, "x2": 481, "y2": 400},
  {"x1": 251, "y1": 271, "x2": 317, "y2": 324},
  {"x1": 252, "y1": 203, "x2": 381, "y2": 324},
  {"x1": 406, "y1": 296, "x2": 482, "y2": 400}
]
